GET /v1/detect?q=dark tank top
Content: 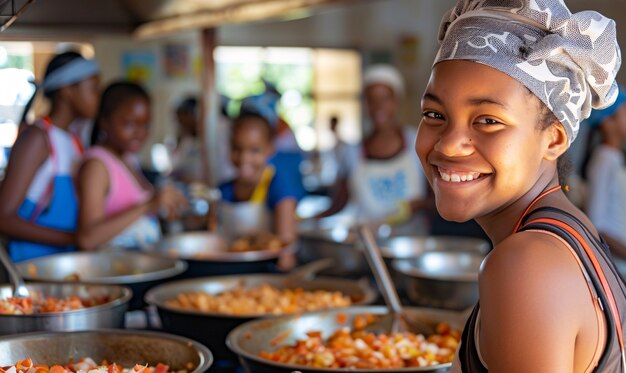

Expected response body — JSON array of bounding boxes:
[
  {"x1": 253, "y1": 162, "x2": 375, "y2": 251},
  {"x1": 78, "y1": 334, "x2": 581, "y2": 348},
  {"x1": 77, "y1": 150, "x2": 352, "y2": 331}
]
[{"x1": 459, "y1": 206, "x2": 626, "y2": 372}]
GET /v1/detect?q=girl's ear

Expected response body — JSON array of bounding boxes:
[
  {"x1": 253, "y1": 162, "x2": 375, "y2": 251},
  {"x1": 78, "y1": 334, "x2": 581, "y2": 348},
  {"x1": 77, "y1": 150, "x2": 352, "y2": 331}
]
[{"x1": 544, "y1": 122, "x2": 569, "y2": 161}]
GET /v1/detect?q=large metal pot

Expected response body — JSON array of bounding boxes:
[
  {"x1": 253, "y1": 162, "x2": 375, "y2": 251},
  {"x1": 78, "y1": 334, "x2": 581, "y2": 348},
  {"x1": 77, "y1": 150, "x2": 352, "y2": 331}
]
[
  {"x1": 227, "y1": 305, "x2": 466, "y2": 373},
  {"x1": 150, "y1": 232, "x2": 297, "y2": 277},
  {"x1": 297, "y1": 222, "x2": 366, "y2": 277},
  {"x1": 0, "y1": 329, "x2": 213, "y2": 373},
  {"x1": 16, "y1": 252, "x2": 187, "y2": 310},
  {"x1": 0, "y1": 282, "x2": 131, "y2": 335},
  {"x1": 380, "y1": 236, "x2": 489, "y2": 293},
  {"x1": 145, "y1": 260, "x2": 377, "y2": 361},
  {"x1": 393, "y1": 251, "x2": 484, "y2": 310}
]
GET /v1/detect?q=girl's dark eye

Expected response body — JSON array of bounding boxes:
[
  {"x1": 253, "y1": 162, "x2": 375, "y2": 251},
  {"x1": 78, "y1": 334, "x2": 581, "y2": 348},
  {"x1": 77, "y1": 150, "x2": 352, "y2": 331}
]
[
  {"x1": 423, "y1": 111, "x2": 444, "y2": 120},
  {"x1": 476, "y1": 118, "x2": 502, "y2": 125}
]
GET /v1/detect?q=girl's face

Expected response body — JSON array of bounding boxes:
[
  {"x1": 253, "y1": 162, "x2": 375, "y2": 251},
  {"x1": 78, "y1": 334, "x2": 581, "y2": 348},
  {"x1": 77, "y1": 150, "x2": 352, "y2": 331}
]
[
  {"x1": 103, "y1": 97, "x2": 151, "y2": 154},
  {"x1": 365, "y1": 84, "x2": 398, "y2": 130},
  {"x1": 70, "y1": 75, "x2": 101, "y2": 120},
  {"x1": 231, "y1": 119, "x2": 274, "y2": 185},
  {"x1": 416, "y1": 60, "x2": 562, "y2": 222}
]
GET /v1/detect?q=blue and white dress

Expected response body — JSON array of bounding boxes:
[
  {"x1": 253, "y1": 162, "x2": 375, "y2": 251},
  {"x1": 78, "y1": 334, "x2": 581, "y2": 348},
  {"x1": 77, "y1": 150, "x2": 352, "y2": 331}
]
[{"x1": 9, "y1": 120, "x2": 83, "y2": 262}]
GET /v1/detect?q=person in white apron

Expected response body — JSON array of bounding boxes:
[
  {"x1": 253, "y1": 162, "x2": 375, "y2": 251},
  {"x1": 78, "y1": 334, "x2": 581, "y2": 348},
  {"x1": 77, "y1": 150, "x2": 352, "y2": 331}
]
[
  {"x1": 318, "y1": 64, "x2": 430, "y2": 229},
  {"x1": 217, "y1": 113, "x2": 303, "y2": 268}
]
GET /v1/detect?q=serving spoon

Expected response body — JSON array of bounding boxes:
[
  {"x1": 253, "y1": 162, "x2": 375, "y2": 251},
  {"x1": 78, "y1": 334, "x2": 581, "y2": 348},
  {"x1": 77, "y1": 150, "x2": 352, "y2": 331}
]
[
  {"x1": 358, "y1": 225, "x2": 431, "y2": 335},
  {"x1": 0, "y1": 244, "x2": 30, "y2": 298}
]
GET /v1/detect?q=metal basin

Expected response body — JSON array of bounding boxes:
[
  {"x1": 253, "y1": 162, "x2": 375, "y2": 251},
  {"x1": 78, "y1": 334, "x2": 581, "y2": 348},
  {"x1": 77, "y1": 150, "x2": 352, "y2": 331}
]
[
  {"x1": 0, "y1": 329, "x2": 213, "y2": 373},
  {"x1": 0, "y1": 283, "x2": 131, "y2": 335},
  {"x1": 227, "y1": 305, "x2": 466, "y2": 373},
  {"x1": 16, "y1": 252, "x2": 187, "y2": 310},
  {"x1": 380, "y1": 236, "x2": 489, "y2": 293},
  {"x1": 297, "y1": 223, "x2": 365, "y2": 277},
  {"x1": 150, "y1": 232, "x2": 297, "y2": 277},
  {"x1": 145, "y1": 262, "x2": 377, "y2": 361},
  {"x1": 393, "y1": 251, "x2": 485, "y2": 310}
]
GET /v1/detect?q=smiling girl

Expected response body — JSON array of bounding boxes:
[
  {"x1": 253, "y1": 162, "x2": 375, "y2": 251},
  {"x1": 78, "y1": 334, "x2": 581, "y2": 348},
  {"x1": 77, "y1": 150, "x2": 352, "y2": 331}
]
[
  {"x1": 76, "y1": 82, "x2": 186, "y2": 251},
  {"x1": 417, "y1": 0, "x2": 626, "y2": 372}
]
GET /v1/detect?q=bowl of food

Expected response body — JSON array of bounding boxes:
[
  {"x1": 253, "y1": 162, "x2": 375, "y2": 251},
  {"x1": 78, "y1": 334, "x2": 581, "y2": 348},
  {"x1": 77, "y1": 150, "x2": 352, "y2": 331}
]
[
  {"x1": 227, "y1": 305, "x2": 465, "y2": 372},
  {"x1": 151, "y1": 232, "x2": 296, "y2": 277},
  {"x1": 393, "y1": 251, "x2": 485, "y2": 310},
  {"x1": 0, "y1": 283, "x2": 131, "y2": 335},
  {"x1": 0, "y1": 329, "x2": 212, "y2": 373},
  {"x1": 144, "y1": 261, "x2": 377, "y2": 361}
]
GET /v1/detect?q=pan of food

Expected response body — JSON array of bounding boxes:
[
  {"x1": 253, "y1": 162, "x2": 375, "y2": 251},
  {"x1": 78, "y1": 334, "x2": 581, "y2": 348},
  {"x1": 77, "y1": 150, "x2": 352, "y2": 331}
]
[
  {"x1": 15, "y1": 252, "x2": 186, "y2": 310},
  {"x1": 227, "y1": 305, "x2": 467, "y2": 373},
  {"x1": 0, "y1": 329, "x2": 213, "y2": 373},
  {"x1": 144, "y1": 260, "x2": 377, "y2": 361},
  {"x1": 149, "y1": 232, "x2": 297, "y2": 277},
  {"x1": 0, "y1": 282, "x2": 131, "y2": 335}
]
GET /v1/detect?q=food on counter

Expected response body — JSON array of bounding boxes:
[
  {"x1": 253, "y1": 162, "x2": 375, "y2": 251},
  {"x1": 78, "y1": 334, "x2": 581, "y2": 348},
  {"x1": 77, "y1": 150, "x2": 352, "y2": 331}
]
[
  {"x1": 0, "y1": 293, "x2": 110, "y2": 315},
  {"x1": 259, "y1": 322, "x2": 461, "y2": 369},
  {"x1": 1, "y1": 357, "x2": 193, "y2": 373},
  {"x1": 228, "y1": 232, "x2": 284, "y2": 253},
  {"x1": 165, "y1": 284, "x2": 352, "y2": 315}
]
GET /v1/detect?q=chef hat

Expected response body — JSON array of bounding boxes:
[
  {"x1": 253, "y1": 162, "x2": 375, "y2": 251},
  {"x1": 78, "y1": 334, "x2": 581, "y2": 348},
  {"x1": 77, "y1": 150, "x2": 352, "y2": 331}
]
[
  {"x1": 363, "y1": 64, "x2": 405, "y2": 97},
  {"x1": 435, "y1": 0, "x2": 621, "y2": 144}
]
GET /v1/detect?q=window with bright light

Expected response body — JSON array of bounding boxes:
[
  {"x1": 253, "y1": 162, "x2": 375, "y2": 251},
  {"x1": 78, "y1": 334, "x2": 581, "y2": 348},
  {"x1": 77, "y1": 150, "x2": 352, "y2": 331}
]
[{"x1": 214, "y1": 47, "x2": 361, "y2": 152}]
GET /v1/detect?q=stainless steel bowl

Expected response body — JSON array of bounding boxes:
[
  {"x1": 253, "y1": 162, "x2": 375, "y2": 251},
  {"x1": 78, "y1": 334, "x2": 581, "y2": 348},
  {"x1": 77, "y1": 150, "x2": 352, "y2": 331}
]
[
  {"x1": 380, "y1": 236, "x2": 490, "y2": 259},
  {"x1": 227, "y1": 305, "x2": 466, "y2": 373},
  {"x1": 380, "y1": 235, "x2": 489, "y2": 293},
  {"x1": 16, "y1": 252, "x2": 187, "y2": 310},
  {"x1": 150, "y1": 232, "x2": 297, "y2": 277},
  {"x1": 0, "y1": 329, "x2": 213, "y2": 373},
  {"x1": 393, "y1": 251, "x2": 485, "y2": 310},
  {"x1": 0, "y1": 283, "x2": 131, "y2": 335}
]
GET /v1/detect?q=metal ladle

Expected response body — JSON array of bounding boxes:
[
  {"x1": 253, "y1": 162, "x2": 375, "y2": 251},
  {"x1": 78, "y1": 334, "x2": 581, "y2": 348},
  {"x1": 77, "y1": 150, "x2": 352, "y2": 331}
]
[
  {"x1": 0, "y1": 244, "x2": 30, "y2": 298},
  {"x1": 358, "y1": 225, "x2": 430, "y2": 335}
]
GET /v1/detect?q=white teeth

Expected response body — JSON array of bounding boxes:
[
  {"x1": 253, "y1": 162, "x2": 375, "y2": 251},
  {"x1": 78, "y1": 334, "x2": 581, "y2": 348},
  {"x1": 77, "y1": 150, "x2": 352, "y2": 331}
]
[{"x1": 438, "y1": 169, "x2": 481, "y2": 183}]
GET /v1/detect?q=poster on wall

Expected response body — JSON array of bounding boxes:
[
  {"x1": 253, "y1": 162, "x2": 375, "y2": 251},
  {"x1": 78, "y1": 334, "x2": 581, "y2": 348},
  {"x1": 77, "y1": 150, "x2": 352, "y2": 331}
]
[
  {"x1": 163, "y1": 44, "x2": 190, "y2": 79},
  {"x1": 121, "y1": 51, "x2": 157, "y2": 87}
]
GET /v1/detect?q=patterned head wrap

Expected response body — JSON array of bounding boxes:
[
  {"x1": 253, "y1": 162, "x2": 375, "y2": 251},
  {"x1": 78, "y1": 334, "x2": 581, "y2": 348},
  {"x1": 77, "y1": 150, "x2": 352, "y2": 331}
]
[{"x1": 434, "y1": 0, "x2": 621, "y2": 144}]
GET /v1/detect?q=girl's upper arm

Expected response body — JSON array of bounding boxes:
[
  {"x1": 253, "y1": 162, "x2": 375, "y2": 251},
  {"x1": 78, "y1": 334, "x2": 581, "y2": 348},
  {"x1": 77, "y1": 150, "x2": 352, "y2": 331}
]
[
  {"x1": 0, "y1": 127, "x2": 49, "y2": 217},
  {"x1": 76, "y1": 158, "x2": 109, "y2": 227},
  {"x1": 479, "y1": 232, "x2": 589, "y2": 373}
]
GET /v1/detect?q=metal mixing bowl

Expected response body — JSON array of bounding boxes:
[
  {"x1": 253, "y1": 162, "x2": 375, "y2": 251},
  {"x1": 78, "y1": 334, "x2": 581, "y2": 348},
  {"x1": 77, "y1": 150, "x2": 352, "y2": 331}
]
[
  {"x1": 393, "y1": 251, "x2": 485, "y2": 310},
  {"x1": 16, "y1": 251, "x2": 187, "y2": 309}
]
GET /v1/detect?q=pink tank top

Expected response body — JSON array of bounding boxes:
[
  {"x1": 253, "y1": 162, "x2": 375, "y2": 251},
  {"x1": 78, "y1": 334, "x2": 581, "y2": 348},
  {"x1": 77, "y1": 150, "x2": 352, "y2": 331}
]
[{"x1": 84, "y1": 146, "x2": 152, "y2": 216}]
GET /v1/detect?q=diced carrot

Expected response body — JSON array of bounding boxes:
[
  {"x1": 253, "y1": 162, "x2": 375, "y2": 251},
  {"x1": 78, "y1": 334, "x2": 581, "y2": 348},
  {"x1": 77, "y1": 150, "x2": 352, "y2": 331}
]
[{"x1": 49, "y1": 365, "x2": 66, "y2": 373}]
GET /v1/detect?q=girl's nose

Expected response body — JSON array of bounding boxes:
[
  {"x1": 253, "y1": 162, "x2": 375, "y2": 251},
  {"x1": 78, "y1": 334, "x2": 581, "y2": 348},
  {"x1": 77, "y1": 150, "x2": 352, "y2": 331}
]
[{"x1": 433, "y1": 124, "x2": 474, "y2": 158}]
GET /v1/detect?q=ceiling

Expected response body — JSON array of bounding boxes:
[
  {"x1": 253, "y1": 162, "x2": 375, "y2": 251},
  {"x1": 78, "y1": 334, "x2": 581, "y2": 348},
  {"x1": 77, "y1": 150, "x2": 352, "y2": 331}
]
[{"x1": 1, "y1": 0, "x2": 364, "y2": 39}]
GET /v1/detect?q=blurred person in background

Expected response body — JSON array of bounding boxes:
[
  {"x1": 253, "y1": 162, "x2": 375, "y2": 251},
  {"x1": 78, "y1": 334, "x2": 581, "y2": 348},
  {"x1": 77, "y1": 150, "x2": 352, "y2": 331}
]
[
  {"x1": 0, "y1": 51, "x2": 100, "y2": 261},
  {"x1": 76, "y1": 82, "x2": 186, "y2": 251},
  {"x1": 317, "y1": 64, "x2": 431, "y2": 228},
  {"x1": 170, "y1": 95, "x2": 235, "y2": 185},
  {"x1": 216, "y1": 113, "x2": 303, "y2": 270},
  {"x1": 583, "y1": 87, "x2": 626, "y2": 258},
  {"x1": 240, "y1": 84, "x2": 307, "y2": 199}
]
